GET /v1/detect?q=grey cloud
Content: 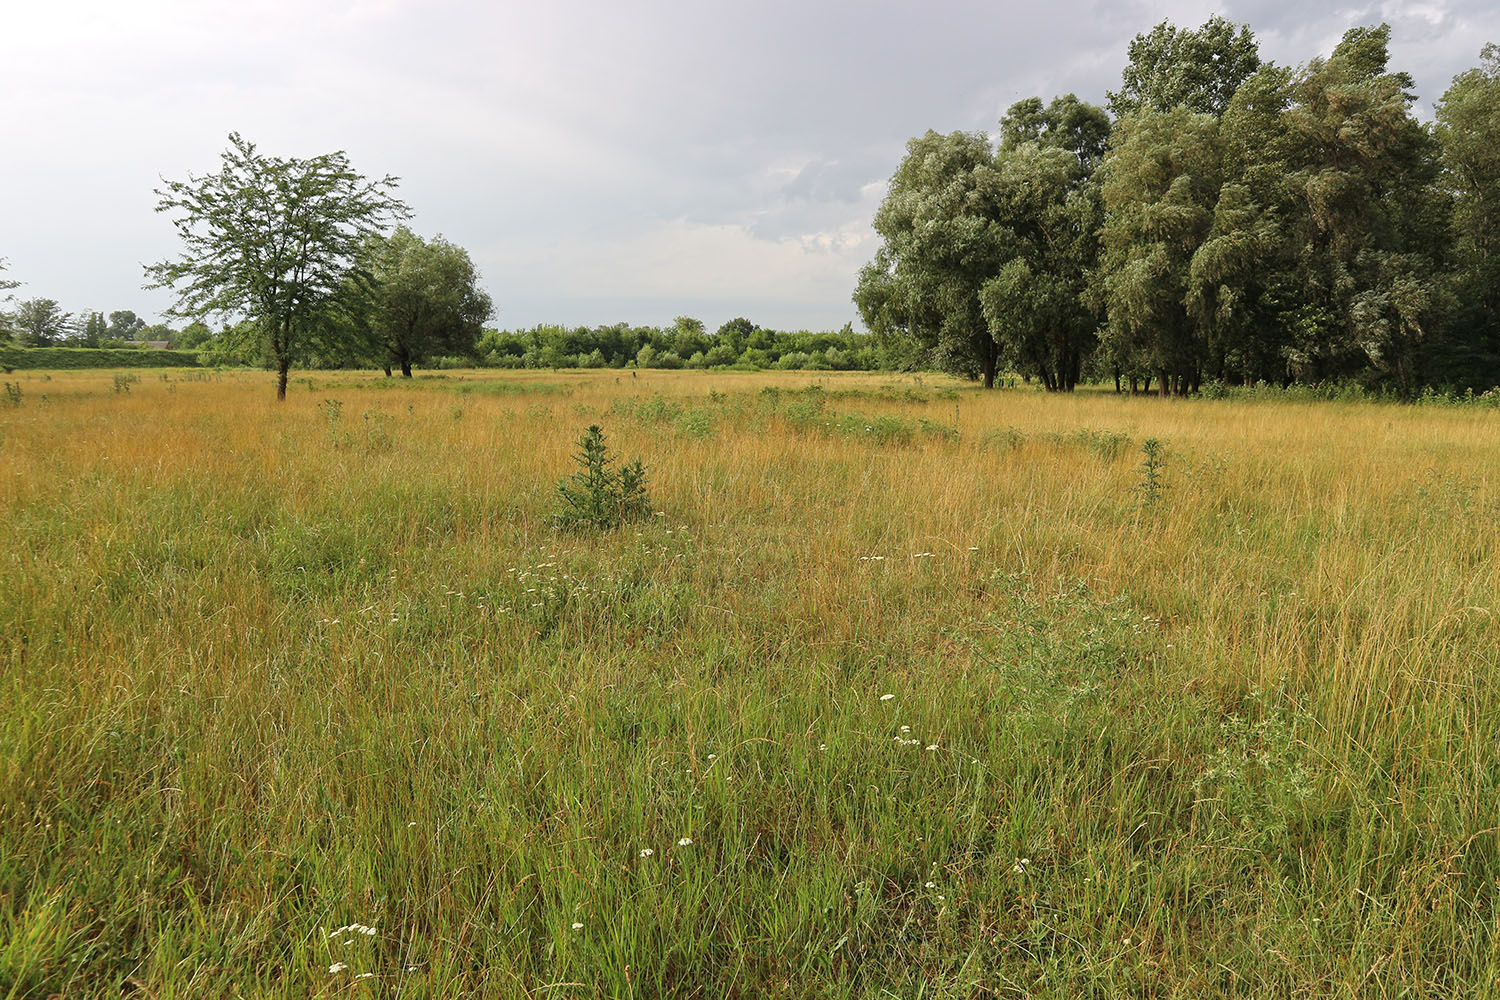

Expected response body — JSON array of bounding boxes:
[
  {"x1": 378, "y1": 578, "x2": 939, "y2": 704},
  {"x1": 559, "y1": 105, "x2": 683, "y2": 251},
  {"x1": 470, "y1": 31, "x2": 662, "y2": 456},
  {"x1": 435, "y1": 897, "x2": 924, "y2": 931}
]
[{"x1": 2, "y1": 0, "x2": 1497, "y2": 333}]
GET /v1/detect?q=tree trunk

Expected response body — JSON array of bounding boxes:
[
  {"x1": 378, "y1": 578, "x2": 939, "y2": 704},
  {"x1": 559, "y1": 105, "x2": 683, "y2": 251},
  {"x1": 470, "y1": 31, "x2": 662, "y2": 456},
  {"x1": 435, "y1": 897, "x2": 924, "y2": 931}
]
[
  {"x1": 401, "y1": 358, "x2": 413, "y2": 377},
  {"x1": 1114, "y1": 366, "x2": 1122, "y2": 394},
  {"x1": 382, "y1": 364, "x2": 392, "y2": 377},
  {"x1": 276, "y1": 356, "x2": 290, "y2": 401}
]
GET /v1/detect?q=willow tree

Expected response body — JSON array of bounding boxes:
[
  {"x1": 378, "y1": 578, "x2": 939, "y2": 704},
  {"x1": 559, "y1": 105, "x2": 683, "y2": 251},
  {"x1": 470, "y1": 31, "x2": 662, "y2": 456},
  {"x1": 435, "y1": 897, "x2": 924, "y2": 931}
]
[
  {"x1": 1435, "y1": 43, "x2": 1500, "y2": 386},
  {"x1": 855, "y1": 130, "x2": 1004, "y2": 386},
  {"x1": 978, "y1": 141, "x2": 1102, "y2": 391},
  {"x1": 146, "y1": 133, "x2": 409, "y2": 399},
  {"x1": 1099, "y1": 107, "x2": 1223, "y2": 395},
  {"x1": 355, "y1": 227, "x2": 493, "y2": 377}
]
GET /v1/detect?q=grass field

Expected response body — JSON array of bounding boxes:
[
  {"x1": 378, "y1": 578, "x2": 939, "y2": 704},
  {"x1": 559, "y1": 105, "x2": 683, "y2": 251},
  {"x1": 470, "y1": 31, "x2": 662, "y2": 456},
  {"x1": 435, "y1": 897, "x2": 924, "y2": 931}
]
[{"x1": 2, "y1": 367, "x2": 1498, "y2": 998}]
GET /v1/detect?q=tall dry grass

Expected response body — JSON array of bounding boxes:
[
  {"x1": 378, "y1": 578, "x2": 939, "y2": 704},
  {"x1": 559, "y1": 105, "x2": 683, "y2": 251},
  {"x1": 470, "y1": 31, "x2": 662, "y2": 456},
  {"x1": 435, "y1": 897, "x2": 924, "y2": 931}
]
[{"x1": 1, "y1": 367, "x2": 1497, "y2": 997}]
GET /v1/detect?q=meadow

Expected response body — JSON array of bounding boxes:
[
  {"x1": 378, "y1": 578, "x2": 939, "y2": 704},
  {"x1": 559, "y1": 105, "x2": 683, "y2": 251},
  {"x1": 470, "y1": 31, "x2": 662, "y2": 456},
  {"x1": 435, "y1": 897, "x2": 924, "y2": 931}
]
[{"x1": 1, "y1": 367, "x2": 1498, "y2": 998}]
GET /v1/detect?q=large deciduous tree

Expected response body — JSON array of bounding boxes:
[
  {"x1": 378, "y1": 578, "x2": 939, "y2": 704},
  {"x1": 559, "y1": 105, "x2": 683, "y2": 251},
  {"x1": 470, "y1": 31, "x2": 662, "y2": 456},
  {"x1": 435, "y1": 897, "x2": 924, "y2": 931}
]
[
  {"x1": 856, "y1": 131, "x2": 1010, "y2": 388},
  {"x1": 12, "y1": 298, "x2": 74, "y2": 347},
  {"x1": 356, "y1": 227, "x2": 493, "y2": 377},
  {"x1": 1435, "y1": 43, "x2": 1500, "y2": 386},
  {"x1": 145, "y1": 132, "x2": 408, "y2": 399},
  {"x1": 1100, "y1": 108, "x2": 1223, "y2": 395},
  {"x1": 1108, "y1": 15, "x2": 1261, "y2": 119},
  {"x1": 1278, "y1": 25, "x2": 1446, "y2": 388},
  {"x1": 979, "y1": 139, "x2": 1103, "y2": 391},
  {"x1": 106, "y1": 310, "x2": 146, "y2": 342}
]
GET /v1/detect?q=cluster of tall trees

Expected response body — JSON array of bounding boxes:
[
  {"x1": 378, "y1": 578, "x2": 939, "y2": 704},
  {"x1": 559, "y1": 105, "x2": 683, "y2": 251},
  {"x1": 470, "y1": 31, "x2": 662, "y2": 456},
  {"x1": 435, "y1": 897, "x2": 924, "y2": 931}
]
[
  {"x1": 0, "y1": 299, "x2": 185, "y2": 349},
  {"x1": 857, "y1": 21, "x2": 1500, "y2": 395}
]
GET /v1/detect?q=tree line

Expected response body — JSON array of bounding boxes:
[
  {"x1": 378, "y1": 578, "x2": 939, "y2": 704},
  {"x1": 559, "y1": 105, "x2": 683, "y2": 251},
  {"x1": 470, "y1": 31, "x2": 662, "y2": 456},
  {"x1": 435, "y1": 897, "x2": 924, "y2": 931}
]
[
  {"x1": 474, "y1": 318, "x2": 890, "y2": 372},
  {"x1": 856, "y1": 20, "x2": 1500, "y2": 395},
  {"x1": 3, "y1": 133, "x2": 889, "y2": 396}
]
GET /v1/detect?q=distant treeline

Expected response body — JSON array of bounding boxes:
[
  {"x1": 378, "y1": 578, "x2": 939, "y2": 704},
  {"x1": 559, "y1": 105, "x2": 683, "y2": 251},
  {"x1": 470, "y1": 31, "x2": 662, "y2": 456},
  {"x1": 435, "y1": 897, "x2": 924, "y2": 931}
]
[
  {"x1": 468, "y1": 318, "x2": 899, "y2": 372},
  {"x1": 184, "y1": 315, "x2": 901, "y2": 372},
  {"x1": 857, "y1": 21, "x2": 1500, "y2": 396}
]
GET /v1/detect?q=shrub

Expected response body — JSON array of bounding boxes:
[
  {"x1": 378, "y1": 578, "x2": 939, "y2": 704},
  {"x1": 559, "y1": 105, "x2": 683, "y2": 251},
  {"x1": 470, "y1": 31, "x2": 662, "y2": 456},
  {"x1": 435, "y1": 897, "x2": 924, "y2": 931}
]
[
  {"x1": 0, "y1": 347, "x2": 201, "y2": 369},
  {"x1": 553, "y1": 425, "x2": 652, "y2": 531}
]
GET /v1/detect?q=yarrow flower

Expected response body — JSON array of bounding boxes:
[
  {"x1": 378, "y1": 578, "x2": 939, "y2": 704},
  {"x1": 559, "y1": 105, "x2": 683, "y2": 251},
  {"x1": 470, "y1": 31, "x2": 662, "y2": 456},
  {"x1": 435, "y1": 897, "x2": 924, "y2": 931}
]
[
  {"x1": 328, "y1": 923, "x2": 378, "y2": 939},
  {"x1": 329, "y1": 962, "x2": 348, "y2": 974},
  {"x1": 678, "y1": 837, "x2": 693, "y2": 846},
  {"x1": 572, "y1": 922, "x2": 584, "y2": 930},
  {"x1": 639, "y1": 848, "x2": 654, "y2": 858},
  {"x1": 879, "y1": 693, "x2": 895, "y2": 702}
]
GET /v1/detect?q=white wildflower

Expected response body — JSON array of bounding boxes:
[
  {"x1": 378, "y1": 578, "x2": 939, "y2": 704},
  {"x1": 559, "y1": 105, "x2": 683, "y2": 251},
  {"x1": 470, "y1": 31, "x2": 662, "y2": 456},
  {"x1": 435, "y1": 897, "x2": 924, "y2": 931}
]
[
  {"x1": 572, "y1": 922, "x2": 584, "y2": 930},
  {"x1": 639, "y1": 848, "x2": 654, "y2": 858},
  {"x1": 329, "y1": 962, "x2": 348, "y2": 974},
  {"x1": 677, "y1": 837, "x2": 693, "y2": 846},
  {"x1": 879, "y1": 693, "x2": 895, "y2": 702}
]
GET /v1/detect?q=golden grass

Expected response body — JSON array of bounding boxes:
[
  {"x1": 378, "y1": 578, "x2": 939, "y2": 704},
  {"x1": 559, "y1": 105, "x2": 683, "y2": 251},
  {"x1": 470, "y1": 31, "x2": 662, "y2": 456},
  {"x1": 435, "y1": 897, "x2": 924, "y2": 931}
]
[{"x1": 2, "y1": 366, "x2": 1498, "y2": 997}]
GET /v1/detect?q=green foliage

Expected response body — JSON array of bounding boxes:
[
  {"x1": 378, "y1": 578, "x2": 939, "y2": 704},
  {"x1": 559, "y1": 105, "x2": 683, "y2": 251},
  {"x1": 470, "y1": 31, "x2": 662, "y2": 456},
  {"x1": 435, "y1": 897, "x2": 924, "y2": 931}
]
[
  {"x1": 980, "y1": 426, "x2": 1130, "y2": 460},
  {"x1": 1135, "y1": 438, "x2": 1167, "y2": 508},
  {"x1": 351, "y1": 226, "x2": 493, "y2": 377},
  {"x1": 856, "y1": 130, "x2": 1006, "y2": 387},
  {"x1": 1435, "y1": 44, "x2": 1500, "y2": 388},
  {"x1": 319, "y1": 398, "x2": 346, "y2": 449},
  {"x1": 111, "y1": 374, "x2": 139, "y2": 394},
  {"x1": 11, "y1": 298, "x2": 73, "y2": 347},
  {"x1": 2, "y1": 381, "x2": 20, "y2": 406},
  {"x1": 552, "y1": 425, "x2": 652, "y2": 532},
  {"x1": 860, "y1": 19, "x2": 1500, "y2": 397},
  {"x1": 1108, "y1": 15, "x2": 1261, "y2": 119},
  {"x1": 145, "y1": 132, "x2": 409, "y2": 399},
  {"x1": 1195, "y1": 688, "x2": 1320, "y2": 854},
  {"x1": 1099, "y1": 107, "x2": 1222, "y2": 395},
  {"x1": 0, "y1": 347, "x2": 200, "y2": 370}
]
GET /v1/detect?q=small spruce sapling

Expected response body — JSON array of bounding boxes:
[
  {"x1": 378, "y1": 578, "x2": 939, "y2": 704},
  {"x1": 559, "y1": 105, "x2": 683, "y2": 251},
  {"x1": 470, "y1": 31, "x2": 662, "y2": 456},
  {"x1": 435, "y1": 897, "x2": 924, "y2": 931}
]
[{"x1": 553, "y1": 425, "x2": 651, "y2": 531}]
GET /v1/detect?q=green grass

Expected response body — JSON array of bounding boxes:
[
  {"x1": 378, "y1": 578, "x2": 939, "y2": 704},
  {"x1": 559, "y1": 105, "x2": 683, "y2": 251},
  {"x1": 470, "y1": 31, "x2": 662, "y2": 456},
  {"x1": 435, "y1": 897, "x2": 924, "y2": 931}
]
[{"x1": 1, "y1": 368, "x2": 1498, "y2": 997}]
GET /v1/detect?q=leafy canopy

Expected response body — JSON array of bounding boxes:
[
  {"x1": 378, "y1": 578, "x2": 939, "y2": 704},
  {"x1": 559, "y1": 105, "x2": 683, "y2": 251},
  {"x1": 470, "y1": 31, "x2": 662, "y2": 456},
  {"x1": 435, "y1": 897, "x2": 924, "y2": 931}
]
[
  {"x1": 145, "y1": 132, "x2": 409, "y2": 398},
  {"x1": 356, "y1": 227, "x2": 493, "y2": 376}
]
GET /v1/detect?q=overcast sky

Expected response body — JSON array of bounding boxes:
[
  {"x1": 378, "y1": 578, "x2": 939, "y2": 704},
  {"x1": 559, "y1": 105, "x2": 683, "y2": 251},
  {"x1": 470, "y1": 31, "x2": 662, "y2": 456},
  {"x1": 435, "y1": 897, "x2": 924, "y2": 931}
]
[{"x1": 3, "y1": 0, "x2": 1496, "y2": 334}]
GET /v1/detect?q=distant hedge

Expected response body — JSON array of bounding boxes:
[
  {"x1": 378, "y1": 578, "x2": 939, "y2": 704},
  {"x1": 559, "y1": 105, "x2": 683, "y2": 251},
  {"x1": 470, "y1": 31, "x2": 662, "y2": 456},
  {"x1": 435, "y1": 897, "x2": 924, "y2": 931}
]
[{"x1": 0, "y1": 347, "x2": 202, "y2": 370}]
